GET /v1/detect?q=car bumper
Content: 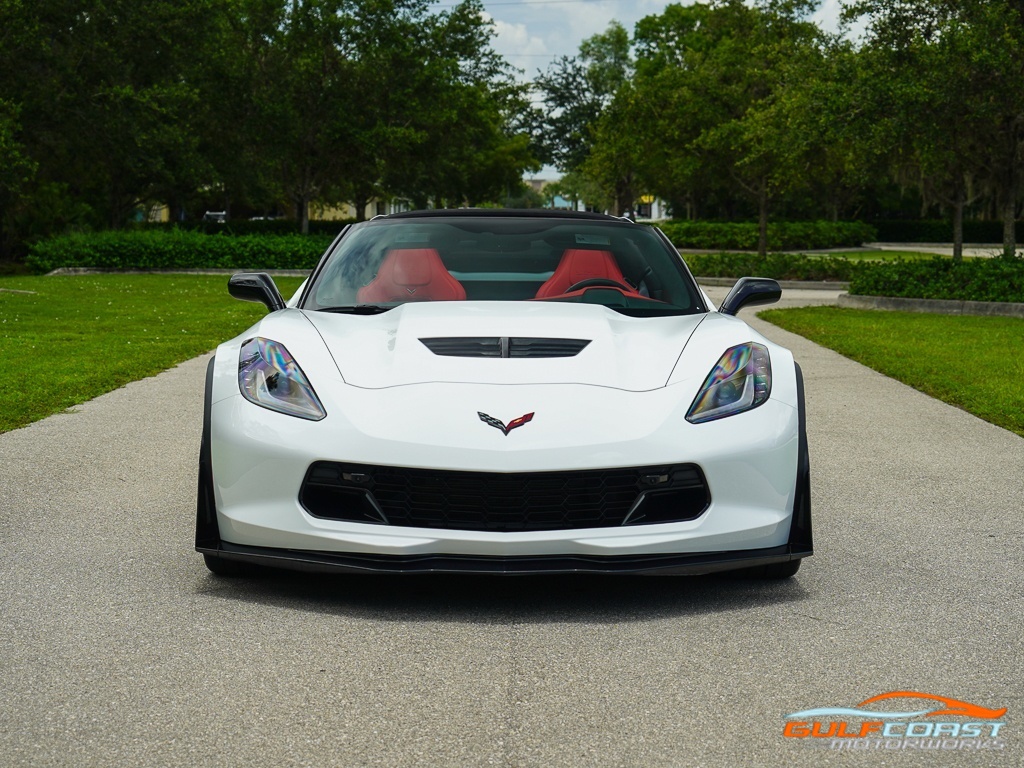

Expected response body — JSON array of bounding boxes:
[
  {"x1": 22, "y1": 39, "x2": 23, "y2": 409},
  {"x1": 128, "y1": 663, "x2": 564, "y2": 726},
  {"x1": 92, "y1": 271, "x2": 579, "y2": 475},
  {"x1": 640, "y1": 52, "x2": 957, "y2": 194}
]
[{"x1": 206, "y1": 377, "x2": 804, "y2": 563}]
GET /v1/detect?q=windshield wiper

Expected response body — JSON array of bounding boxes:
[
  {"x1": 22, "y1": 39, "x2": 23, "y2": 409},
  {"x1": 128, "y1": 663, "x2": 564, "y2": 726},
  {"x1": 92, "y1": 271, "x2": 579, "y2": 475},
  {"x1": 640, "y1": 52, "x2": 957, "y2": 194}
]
[{"x1": 316, "y1": 304, "x2": 394, "y2": 315}]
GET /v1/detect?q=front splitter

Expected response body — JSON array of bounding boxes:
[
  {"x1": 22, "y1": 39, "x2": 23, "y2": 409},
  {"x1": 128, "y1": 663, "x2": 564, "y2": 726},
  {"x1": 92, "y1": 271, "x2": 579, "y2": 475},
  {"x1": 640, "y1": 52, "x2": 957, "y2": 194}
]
[{"x1": 198, "y1": 541, "x2": 811, "y2": 575}]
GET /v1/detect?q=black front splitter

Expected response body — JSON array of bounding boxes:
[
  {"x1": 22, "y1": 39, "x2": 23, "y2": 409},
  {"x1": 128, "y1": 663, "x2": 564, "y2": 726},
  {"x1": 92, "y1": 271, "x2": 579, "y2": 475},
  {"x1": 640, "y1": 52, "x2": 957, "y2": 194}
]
[{"x1": 198, "y1": 542, "x2": 811, "y2": 576}]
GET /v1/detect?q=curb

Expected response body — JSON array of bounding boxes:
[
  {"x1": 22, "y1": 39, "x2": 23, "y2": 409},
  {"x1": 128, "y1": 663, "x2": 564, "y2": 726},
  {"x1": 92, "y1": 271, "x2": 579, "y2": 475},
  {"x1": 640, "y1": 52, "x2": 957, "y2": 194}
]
[
  {"x1": 864, "y1": 242, "x2": 1008, "y2": 248},
  {"x1": 696, "y1": 277, "x2": 849, "y2": 291},
  {"x1": 838, "y1": 293, "x2": 1024, "y2": 318}
]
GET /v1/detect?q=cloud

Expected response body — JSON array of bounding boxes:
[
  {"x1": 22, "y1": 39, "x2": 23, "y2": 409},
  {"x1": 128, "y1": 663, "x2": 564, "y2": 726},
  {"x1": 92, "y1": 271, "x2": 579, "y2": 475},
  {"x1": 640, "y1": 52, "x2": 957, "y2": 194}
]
[
  {"x1": 486, "y1": 14, "x2": 550, "y2": 75},
  {"x1": 810, "y1": 0, "x2": 846, "y2": 34},
  {"x1": 483, "y1": 0, "x2": 686, "y2": 81}
]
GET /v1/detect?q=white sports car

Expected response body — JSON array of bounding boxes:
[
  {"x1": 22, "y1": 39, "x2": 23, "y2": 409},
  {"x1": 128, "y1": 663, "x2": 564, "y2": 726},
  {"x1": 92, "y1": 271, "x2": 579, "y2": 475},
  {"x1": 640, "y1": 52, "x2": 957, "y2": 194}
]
[{"x1": 196, "y1": 210, "x2": 811, "y2": 578}]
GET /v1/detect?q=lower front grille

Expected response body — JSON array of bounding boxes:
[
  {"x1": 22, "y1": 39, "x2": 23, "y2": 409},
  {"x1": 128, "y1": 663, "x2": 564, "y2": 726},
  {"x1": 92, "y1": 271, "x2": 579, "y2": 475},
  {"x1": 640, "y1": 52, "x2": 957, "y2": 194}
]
[{"x1": 299, "y1": 462, "x2": 710, "y2": 532}]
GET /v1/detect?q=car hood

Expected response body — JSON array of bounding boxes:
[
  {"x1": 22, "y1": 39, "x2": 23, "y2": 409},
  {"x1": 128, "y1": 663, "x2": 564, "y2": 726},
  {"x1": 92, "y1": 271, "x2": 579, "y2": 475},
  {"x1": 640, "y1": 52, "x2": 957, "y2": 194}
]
[{"x1": 299, "y1": 302, "x2": 708, "y2": 391}]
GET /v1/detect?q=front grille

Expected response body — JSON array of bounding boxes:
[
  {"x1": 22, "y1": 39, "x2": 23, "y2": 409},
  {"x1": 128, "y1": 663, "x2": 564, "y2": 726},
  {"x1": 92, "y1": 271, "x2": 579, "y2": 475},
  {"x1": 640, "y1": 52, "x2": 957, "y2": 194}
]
[
  {"x1": 420, "y1": 337, "x2": 590, "y2": 358},
  {"x1": 300, "y1": 462, "x2": 710, "y2": 532}
]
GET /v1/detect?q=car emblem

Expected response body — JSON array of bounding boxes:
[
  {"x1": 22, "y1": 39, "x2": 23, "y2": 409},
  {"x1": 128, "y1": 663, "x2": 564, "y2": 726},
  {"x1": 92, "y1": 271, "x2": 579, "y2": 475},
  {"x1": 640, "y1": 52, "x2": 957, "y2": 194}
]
[{"x1": 478, "y1": 411, "x2": 534, "y2": 436}]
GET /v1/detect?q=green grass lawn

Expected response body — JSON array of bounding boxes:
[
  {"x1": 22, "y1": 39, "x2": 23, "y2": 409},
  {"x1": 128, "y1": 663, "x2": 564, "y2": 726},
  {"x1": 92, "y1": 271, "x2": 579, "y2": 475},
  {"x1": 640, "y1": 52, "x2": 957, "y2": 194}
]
[
  {"x1": 759, "y1": 306, "x2": 1024, "y2": 437},
  {"x1": 0, "y1": 274, "x2": 304, "y2": 433}
]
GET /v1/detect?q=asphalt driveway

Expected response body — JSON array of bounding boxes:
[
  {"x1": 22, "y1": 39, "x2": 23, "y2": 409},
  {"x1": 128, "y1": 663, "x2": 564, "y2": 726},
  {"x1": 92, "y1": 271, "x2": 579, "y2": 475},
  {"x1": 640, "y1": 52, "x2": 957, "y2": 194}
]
[{"x1": 1, "y1": 289, "x2": 1020, "y2": 767}]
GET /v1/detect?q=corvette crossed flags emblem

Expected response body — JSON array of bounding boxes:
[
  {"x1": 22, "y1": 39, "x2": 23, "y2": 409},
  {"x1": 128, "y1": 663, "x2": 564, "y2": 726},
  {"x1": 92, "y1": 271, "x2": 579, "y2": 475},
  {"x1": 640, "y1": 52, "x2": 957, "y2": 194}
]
[{"x1": 478, "y1": 411, "x2": 534, "y2": 436}]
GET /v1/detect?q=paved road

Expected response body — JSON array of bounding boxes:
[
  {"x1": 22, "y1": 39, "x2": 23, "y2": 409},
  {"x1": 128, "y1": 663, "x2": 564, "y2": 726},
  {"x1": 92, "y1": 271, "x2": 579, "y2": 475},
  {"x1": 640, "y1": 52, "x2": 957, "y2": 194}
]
[{"x1": 2, "y1": 289, "x2": 1021, "y2": 767}]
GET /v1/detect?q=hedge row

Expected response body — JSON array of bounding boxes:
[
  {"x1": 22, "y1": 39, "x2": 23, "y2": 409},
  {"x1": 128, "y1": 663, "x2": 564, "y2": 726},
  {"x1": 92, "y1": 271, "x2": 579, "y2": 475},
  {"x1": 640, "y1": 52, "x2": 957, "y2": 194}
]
[
  {"x1": 29, "y1": 230, "x2": 862, "y2": 279},
  {"x1": 27, "y1": 230, "x2": 333, "y2": 273},
  {"x1": 691, "y1": 253, "x2": 1024, "y2": 302},
  {"x1": 684, "y1": 252, "x2": 857, "y2": 282},
  {"x1": 655, "y1": 220, "x2": 877, "y2": 251},
  {"x1": 871, "y1": 219, "x2": 1024, "y2": 243},
  {"x1": 26, "y1": 230, "x2": 1024, "y2": 304},
  {"x1": 130, "y1": 219, "x2": 354, "y2": 237},
  {"x1": 848, "y1": 256, "x2": 1024, "y2": 303}
]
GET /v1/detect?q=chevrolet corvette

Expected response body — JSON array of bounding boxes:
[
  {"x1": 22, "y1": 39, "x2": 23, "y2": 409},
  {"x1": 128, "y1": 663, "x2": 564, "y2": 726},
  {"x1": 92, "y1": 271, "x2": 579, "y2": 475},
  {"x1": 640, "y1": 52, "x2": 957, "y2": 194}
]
[{"x1": 196, "y1": 209, "x2": 811, "y2": 577}]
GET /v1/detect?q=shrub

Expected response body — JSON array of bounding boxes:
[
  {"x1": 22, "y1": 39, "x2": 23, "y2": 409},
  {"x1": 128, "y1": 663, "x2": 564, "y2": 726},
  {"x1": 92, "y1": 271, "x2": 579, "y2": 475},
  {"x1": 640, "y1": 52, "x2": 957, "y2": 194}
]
[
  {"x1": 130, "y1": 219, "x2": 354, "y2": 237},
  {"x1": 654, "y1": 220, "x2": 876, "y2": 251},
  {"x1": 27, "y1": 230, "x2": 333, "y2": 273},
  {"x1": 849, "y1": 256, "x2": 1024, "y2": 302},
  {"x1": 683, "y1": 252, "x2": 858, "y2": 281}
]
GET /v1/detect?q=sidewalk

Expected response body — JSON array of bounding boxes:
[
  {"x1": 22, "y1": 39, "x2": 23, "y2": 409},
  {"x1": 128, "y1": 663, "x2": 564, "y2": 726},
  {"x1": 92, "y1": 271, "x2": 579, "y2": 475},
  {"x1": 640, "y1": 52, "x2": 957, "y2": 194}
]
[
  {"x1": 677, "y1": 242, "x2": 1015, "y2": 257},
  {"x1": 865, "y1": 242, "x2": 1010, "y2": 257}
]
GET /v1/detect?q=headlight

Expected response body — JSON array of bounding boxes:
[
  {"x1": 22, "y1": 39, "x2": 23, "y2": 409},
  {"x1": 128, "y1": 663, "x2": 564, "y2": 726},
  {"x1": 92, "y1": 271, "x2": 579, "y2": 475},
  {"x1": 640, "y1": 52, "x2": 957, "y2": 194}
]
[
  {"x1": 238, "y1": 337, "x2": 326, "y2": 420},
  {"x1": 686, "y1": 342, "x2": 771, "y2": 423}
]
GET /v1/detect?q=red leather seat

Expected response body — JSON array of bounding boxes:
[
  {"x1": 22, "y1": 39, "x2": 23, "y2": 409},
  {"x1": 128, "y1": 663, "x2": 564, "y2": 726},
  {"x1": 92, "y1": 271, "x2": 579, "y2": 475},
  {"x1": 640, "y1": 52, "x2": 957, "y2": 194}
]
[
  {"x1": 357, "y1": 248, "x2": 466, "y2": 303},
  {"x1": 535, "y1": 248, "x2": 638, "y2": 299}
]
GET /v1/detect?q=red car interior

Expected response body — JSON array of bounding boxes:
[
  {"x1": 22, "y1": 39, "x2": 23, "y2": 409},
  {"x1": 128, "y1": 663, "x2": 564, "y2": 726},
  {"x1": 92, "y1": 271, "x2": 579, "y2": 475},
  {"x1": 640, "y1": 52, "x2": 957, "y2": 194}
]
[
  {"x1": 534, "y1": 248, "x2": 640, "y2": 299},
  {"x1": 357, "y1": 248, "x2": 467, "y2": 303}
]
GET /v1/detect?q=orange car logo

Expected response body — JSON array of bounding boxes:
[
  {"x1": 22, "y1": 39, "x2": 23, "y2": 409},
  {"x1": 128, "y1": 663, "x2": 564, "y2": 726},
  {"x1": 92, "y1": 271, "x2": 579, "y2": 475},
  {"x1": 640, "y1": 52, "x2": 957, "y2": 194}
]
[
  {"x1": 786, "y1": 690, "x2": 1007, "y2": 720},
  {"x1": 783, "y1": 691, "x2": 1007, "y2": 742},
  {"x1": 858, "y1": 691, "x2": 1006, "y2": 720}
]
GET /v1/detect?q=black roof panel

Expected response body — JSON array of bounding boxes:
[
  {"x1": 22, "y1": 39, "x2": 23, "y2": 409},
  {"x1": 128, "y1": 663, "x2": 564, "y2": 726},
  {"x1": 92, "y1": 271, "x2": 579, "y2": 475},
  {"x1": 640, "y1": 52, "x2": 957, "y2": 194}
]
[{"x1": 382, "y1": 208, "x2": 631, "y2": 223}]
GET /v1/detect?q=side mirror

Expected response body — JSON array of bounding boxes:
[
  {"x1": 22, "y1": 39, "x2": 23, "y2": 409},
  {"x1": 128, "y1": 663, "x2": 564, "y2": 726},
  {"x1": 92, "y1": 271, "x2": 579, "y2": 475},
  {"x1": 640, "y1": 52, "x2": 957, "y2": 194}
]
[
  {"x1": 228, "y1": 272, "x2": 286, "y2": 313},
  {"x1": 718, "y1": 277, "x2": 781, "y2": 316}
]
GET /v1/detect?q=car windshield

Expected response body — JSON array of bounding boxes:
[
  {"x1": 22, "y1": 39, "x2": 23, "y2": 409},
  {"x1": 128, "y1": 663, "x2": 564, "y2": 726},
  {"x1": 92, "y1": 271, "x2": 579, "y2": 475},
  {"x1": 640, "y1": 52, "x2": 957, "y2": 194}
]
[{"x1": 301, "y1": 215, "x2": 703, "y2": 316}]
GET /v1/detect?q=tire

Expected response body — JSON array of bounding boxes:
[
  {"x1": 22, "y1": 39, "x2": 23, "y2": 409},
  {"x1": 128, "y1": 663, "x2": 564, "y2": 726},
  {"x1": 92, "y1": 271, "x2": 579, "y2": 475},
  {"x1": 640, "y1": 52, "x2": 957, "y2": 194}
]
[{"x1": 203, "y1": 553, "x2": 254, "y2": 577}]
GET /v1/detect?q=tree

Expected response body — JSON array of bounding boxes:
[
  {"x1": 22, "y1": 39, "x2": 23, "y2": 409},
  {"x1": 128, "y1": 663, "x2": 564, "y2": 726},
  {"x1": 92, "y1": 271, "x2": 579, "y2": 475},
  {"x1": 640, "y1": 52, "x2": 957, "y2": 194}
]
[
  {"x1": 192, "y1": 0, "x2": 290, "y2": 221},
  {"x1": 846, "y1": 0, "x2": 1024, "y2": 258},
  {"x1": 374, "y1": 0, "x2": 539, "y2": 211},
  {"x1": 536, "y1": 22, "x2": 632, "y2": 175},
  {"x1": 0, "y1": 0, "x2": 233, "y2": 235},
  {"x1": 1, "y1": 1, "x2": 223, "y2": 228},
  {"x1": 238, "y1": 0, "x2": 359, "y2": 232},
  {"x1": 581, "y1": 84, "x2": 645, "y2": 216},
  {"x1": 0, "y1": 99, "x2": 37, "y2": 258},
  {"x1": 0, "y1": 0, "x2": 539, "y2": 249},
  {"x1": 543, "y1": 170, "x2": 608, "y2": 212},
  {"x1": 778, "y1": 38, "x2": 897, "y2": 224},
  {"x1": 630, "y1": 0, "x2": 825, "y2": 254},
  {"x1": 274, "y1": 0, "x2": 537, "y2": 220}
]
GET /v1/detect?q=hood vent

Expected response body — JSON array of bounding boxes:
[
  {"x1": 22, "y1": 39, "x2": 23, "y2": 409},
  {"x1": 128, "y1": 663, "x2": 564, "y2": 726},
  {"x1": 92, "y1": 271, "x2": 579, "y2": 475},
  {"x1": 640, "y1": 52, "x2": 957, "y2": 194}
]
[
  {"x1": 420, "y1": 336, "x2": 502, "y2": 357},
  {"x1": 420, "y1": 337, "x2": 591, "y2": 358},
  {"x1": 509, "y1": 337, "x2": 591, "y2": 358}
]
